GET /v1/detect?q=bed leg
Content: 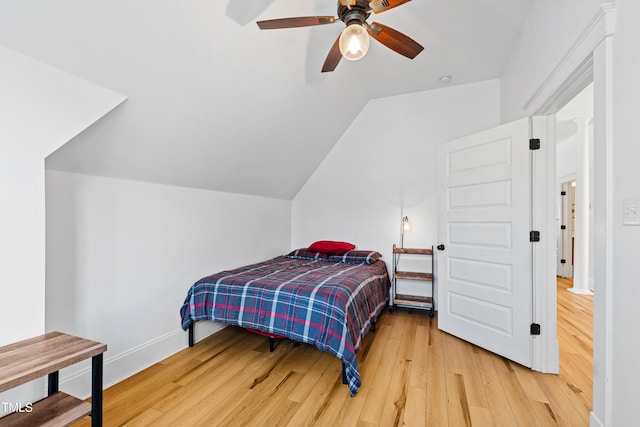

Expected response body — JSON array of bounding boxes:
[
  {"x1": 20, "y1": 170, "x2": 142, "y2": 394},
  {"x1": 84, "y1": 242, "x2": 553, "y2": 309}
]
[
  {"x1": 269, "y1": 337, "x2": 275, "y2": 352},
  {"x1": 372, "y1": 319, "x2": 376, "y2": 332},
  {"x1": 188, "y1": 323, "x2": 194, "y2": 348},
  {"x1": 341, "y1": 362, "x2": 348, "y2": 385}
]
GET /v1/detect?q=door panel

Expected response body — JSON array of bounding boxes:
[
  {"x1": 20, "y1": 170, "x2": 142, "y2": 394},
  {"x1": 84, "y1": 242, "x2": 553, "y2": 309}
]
[{"x1": 437, "y1": 118, "x2": 532, "y2": 368}]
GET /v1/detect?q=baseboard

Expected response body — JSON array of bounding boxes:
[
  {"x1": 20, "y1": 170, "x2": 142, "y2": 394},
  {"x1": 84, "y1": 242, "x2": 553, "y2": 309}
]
[
  {"x1": 590, "y1": 411, "x2": 604, "y2": 427},
  {"x1": 58, "y1": 322, "x2": 225, "y2": 399}
]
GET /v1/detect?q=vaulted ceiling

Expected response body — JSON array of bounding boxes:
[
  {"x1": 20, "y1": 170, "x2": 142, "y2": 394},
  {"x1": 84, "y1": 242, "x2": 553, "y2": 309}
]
[{"x1": 0, "y1": 0, "x2": 532, "y2": 200}]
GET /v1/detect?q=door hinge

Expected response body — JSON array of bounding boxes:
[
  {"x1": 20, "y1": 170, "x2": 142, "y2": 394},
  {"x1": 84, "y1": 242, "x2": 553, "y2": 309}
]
[
  {"x1": 529, "y1": 138, "x2": 541, "y2": 150},
  {"x1": 560, "y1": 259, "x2": 566, "y2": 264},
  {"x1": 561, "y1": 191, "x2": 567, "y2": 196},
  {"x1": 530, "y1": 323, "x2": 541, "y2": 335},
  {"x1": 530, "y1": 230, "x2": 540, "y2": 242},
  {"x1": 560, "y1": 225, "x2": 566, "y2": 230}
]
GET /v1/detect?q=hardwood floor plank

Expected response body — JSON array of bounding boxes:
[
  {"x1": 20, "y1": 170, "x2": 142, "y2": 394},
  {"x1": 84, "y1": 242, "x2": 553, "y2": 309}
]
[
  {"x1": 261, "y1": 398, "x2": 300, "y2": 427},
  {"x1": 404, "y1": 386, "x2": 427, "y2": 426},
  {"x1": 445, "y1": 372, "x2": 471, "y2": 427},
  {"x1": 408, "y1": 322, "x2": 429, "y2": 389},
  {"x1": 285, "y1": 349, "x2": 335, "y2": 403},
  {"x1": 306, "y1": 376, "x2": 351, "y2": 426},
  {"x1": 510, "y1": 362, "x2": 550, "y2": 404},
  {"x1": 331, "y1": 385, "x2": 370, "y2": 426},
  {"x1": 442, "y1": 331, "x2": 463, "y2": 374},
  {"x1": 529, "y1": 400, "x2": 563, "y2": 427},
  {"x1": 103, "y1": 382, "x2": 182, "y2": 426},
  {"x1": 359, "y1": 337, "x2": 400, "y2": 423},
  {"x1": 425, "y1": 316, "x2": 449, "y2": 426},
  {"x1": 120, "y1": 408, "x2": 163, "y2": 427},
  {"x1": 357, "y1": 320, "x2": 392, "y2": 381},
  {"x1": 468, "y1": 405, "x2": 495, "y2": 427},
  {"x1": 471, "y1": 348, "x2": 519, "y2": 427},
  {"x1": 535, "y1": 373, "x2": 589, "y2": 426},
  {"x1": 495, "y1": 369, "x2": 542, "y2": 425},
  {"x1": 459, "y1": 347, "x2": 489, "y2": 409},
  {"x1": 378, "y1": 358, "x2": 411, "y2": 426},
  {"x1": 284, "y1": 364, "x2": 343, "y2": 426},
  {"x1": 395, "y1": 312, "x2": 419, "y2": 362}
]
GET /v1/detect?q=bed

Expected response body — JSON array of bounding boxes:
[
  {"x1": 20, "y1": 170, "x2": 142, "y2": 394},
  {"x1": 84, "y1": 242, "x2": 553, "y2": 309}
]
[{"x1": 179, "y1": 247, "x2": 390, "y2": 396}]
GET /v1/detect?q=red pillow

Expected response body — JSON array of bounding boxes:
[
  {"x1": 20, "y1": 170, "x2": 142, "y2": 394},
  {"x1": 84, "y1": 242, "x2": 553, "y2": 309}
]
[{"x1": 308, "y1": 240, "x2": 356, "y2": 254}]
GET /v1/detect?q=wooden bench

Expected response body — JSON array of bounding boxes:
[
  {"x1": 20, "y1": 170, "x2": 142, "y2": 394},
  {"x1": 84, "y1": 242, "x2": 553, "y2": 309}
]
[{"x1": 0, "y1": 332, "x2": 106, "y2": 427}]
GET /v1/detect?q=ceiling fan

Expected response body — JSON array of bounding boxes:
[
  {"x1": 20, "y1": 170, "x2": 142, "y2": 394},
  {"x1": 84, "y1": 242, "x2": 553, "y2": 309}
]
[{"x1": 256, "y1": 0, "x2": 424, "y2": 73}]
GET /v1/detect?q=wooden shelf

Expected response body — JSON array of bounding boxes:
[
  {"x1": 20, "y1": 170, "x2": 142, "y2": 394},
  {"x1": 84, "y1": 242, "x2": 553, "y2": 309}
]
[
  {"x1": 0, "y1": 392, "x2": 91, "y2": 427},
  {"x1": 0, "y1": 332, "x2": 106, "y2": 393},
  {"x1": 392, "y1": 247, "x2": 433, "y2": 255},
  {"x1": 394, "y1": 271, "x2": 432, "y2": 281},
  {"x1": 393, "y1": 294, "x2": 434, "y2": 309}
]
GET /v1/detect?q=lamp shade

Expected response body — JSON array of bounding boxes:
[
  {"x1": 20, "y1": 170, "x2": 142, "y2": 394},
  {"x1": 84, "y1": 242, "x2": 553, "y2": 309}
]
[{"x1": 338, "y1": 23, "x2": 370, "y2": 61}]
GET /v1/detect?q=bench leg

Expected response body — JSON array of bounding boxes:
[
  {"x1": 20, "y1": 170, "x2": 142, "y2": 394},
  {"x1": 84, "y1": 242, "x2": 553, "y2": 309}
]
[
  {"x1": 91, "y1": 353, "x2": 103, "y2": 427},
  {"x1": 47, "y1": 371, "x2": 59, "y2": 396}
]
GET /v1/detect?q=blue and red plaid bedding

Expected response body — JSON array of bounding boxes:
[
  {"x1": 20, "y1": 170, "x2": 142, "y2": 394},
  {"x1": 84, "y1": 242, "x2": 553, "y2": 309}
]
[{"x1": 179, "y1": 255, "x2": 390, "y2": 396}]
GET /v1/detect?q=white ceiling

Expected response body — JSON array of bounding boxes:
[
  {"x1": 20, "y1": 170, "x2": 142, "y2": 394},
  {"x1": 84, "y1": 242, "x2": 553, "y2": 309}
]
[{"x1": 0, "y1": 0, "x2": 532, "y2": 200}]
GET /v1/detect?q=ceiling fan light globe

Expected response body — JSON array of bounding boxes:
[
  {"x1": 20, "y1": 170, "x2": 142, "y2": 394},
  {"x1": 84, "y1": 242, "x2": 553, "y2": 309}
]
[{"x1": 339, "y1": 24, "x2": 370, "y2": 61}]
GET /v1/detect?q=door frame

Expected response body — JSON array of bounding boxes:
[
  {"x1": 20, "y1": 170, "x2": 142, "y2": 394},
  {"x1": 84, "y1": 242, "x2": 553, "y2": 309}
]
[{"x1": 524, "y1": 4, "x2": 615, "y2": 426}]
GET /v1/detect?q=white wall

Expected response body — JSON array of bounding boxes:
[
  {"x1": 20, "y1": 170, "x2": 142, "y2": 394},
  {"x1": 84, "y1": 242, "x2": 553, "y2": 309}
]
[
  {"x1": 45, "y1": 170, "x2": 291, "y2": 397},
  {"x1": 556, "y1": 133, "x2": 578, "y2": 182},
  {"x1": 292, "y1": 80, "x2": 500, "y2": 302},
  {"x1": 610, "y1": 0, "x2": 640, "y2": 423},
  {"x1": 0, "y1": 44, "x2": 125, "y2": 345},
  {"x1": 0, "y1": 45, "x2": 125, "y2": 412}
]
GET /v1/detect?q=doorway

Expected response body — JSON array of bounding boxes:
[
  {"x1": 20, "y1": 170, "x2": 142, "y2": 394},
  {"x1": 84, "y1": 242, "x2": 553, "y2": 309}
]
[
  {"x1": 553, "y1": 81, "x2": 595, "y2": 413},
  {"x1": 557, "y1": 180, "x2": 575, "y2": 279},
  {"x1": 555, "y1": 83, "x2": 594, "y2": 295}
]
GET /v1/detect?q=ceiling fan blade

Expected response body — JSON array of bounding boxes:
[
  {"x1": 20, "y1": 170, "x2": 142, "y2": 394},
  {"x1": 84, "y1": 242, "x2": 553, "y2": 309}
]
[
  {"x1": 257, "y1": 16, "x2": 337, "y2": 30},
  {"x1": 367, "y1": 22, "x2": 424, "y2": 59},
  {"x1": 369, "y1": 0, "x2": 412, "y2": 14},
  {"x1": 321, "y1": 36, "x2": 342, "y2": 73},
  {"x1": 339, "y1": 0, "x2": 357, "y2": 5}
]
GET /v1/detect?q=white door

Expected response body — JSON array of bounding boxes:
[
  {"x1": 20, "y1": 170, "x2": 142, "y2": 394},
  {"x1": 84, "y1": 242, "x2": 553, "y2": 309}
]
[{"x1": 437, "y1": 118, "x2": 532, "y2": 368}]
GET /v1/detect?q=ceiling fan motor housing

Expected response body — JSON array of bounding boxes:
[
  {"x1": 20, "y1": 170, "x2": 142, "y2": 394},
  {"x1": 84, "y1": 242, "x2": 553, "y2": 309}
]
[{"x1": 338, "y1": 0, "x2": 371, "y2": 26}]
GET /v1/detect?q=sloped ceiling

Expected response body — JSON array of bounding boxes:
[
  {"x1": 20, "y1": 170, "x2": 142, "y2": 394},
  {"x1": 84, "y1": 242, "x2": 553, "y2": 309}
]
[{"x1": 0, "y1": 0, "x2": 532, "y2": 200}]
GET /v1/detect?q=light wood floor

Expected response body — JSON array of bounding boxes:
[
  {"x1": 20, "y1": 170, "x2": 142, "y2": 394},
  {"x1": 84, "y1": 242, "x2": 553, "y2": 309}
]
[{"x1": 74, "y1": 277, "x2": 592, "y2": 426}]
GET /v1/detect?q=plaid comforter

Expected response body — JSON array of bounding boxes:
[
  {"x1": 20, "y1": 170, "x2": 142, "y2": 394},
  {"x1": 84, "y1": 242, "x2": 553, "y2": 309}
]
[{"x1": 179, "y1": 255, "x2": 390, "y2": 396}]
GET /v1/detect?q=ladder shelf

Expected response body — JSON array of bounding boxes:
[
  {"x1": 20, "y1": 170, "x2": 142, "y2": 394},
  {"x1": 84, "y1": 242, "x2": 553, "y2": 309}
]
[{"x1": 390, "y1": 245, "x2": 435, "y2": 317}]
